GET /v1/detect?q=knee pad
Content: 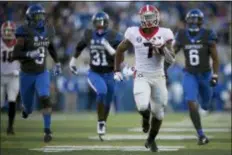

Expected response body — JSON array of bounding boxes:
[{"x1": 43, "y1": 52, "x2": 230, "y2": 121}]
[
  {"x1": 96, "y1": 93, "x2": 106, "y2": 103},
  {"x1": 39, "y1": 96, "x2": 51, "y2": 108}
]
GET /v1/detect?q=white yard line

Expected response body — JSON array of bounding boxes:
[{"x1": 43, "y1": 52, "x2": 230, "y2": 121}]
[
  {"x1": 31, "y1": 145, "x2": 185, "y2": 152},
  {"x1": 88, "y1": 134, "x2": 213, "y2": 141},
  {"x1": 129, "y1": 127, "x2": 231, "y2": 133}
]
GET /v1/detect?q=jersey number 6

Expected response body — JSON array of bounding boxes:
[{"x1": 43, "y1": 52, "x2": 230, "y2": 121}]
[{"x1": 189, "y1": 49, "x2": 199, "y2": 66}]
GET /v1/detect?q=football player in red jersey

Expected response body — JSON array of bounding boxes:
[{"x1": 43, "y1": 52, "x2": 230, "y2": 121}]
[
  {"x1": 114, "y1": 5, "x2": 175, "y2": 152},
  {"x1": 1, "y1": 21, "x2": 19, "y2": 135}
]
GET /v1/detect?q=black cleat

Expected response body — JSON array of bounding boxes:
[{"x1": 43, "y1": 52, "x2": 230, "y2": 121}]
[
  {"x1": 7, "y1": 127, "x2": 15, "y2": 135},
  {"x1": 145, "y1": 139, "x2": 158, "y2": 152},
  {"x1": 198, "y1": 135, "x2": 209, "y2": 145},
  {"x1": 142, "y1": 117, "x2": 149, "y2": 133},
  {"x1": 22, "y1": 111, "x2": 28, "y2": 119},
  {"x1": 44, "y1": 128, "x2": 52, "y2": 143}
]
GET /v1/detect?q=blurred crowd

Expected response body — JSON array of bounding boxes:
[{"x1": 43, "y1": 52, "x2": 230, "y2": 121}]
[{"x1": 0, "y1": 2, "x2": 231, "y2": 111}]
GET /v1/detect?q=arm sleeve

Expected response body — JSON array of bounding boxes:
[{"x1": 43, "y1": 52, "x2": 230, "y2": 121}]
[
  {"x1": 74, "y1": 39, "x2": 87, "y2": 58},
  {"x1": 12, "y1": 26, "x2": 28, "y2": 60},
  {"x1": 48, "y1": 43, "x2": 59, "y2": 63}
]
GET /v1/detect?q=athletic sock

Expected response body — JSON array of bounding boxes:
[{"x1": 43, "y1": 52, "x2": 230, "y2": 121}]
[
  {"x1": 148, "y1": 116, "x2": 162, "y2": 141},
  {"x1": 189, "y1": 108, "x2": 205, "y2": 137},
  {"x1": 43, "y1": 113, "x2": 51, "y2": 130},
  {"x1": 139, "y1": 109, "x2": 150, "y2": 120},
  {"x1": 8, "y1": 102, "x2": 16, "y2": 128},
  {"x1": 104, "y1": 104, "x2": 110, "y2": 122}
]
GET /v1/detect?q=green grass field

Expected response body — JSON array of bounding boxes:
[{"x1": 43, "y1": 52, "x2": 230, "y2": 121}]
[{"x1": 1, "y1": 112, "x2": 231, "y2": 155}]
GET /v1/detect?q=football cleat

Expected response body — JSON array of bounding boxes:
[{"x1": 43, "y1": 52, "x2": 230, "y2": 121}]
[
  {"x1": 145, "y1": 139, "x2": 158, "y2": 152},
  {"x1": 7, "y1": 127, "x2": 15, "y2": 135},
  {"x1": 97, "y1": 121, "x2": 106, "y2": 141},
  {"x1": 22, "y1": 111, "x2": 29, "y2": 119},
  {"x1": 44, "y1": 128, "x2": 52, "y2": 143},
  {"x1": 198, "y1": 135, "x2": 209, "y2": 145},
  {"x1": 142, "y1": 117, "x2": 149, "y2": 133}
]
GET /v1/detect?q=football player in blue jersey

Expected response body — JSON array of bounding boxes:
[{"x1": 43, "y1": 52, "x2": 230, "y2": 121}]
[
  {"x1": 12, "y1": 4, "x2": 62, "y2": 142},
  {"x1": 69, "y1": 12, "x2": 123, "y2": 140},
  {"x1": 174, "y1": 9, "x2": 219, "y2": 145}
]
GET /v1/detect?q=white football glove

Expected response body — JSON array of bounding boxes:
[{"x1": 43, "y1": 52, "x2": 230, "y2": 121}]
[
  {"x1": 69, "y1": 57, "x2": 78, "y2": 75},
  {"x1": 26, "y1": 49, "x2": 44, "y2": 59},
  {"x1": 122, "y1": 65, "x2": 134, "y2": 77},
  {"x1": 114, "y1": 72, "x2": 123, "y2": 81},
  {"x1": 101, "y1": 38, "x2": 116, "y2": 55}
]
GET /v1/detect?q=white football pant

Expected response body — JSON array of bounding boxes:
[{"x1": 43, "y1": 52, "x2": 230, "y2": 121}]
[
  {"x1": 1, "y1": 75, "x2": 19, "y2": 108},
  {"x1": 133, "y1": 71, "x2": 168, "y2": 120}
]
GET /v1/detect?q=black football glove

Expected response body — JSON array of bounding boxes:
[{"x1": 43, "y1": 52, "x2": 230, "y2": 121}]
[{"x1": 210, "y1": 74, "x2": 218, "y2": 87}]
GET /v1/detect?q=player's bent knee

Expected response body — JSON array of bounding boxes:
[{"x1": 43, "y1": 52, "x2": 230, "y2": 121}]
[
  {"x1": 96, "y1": 93, "x2": 107, "y2": 103},
  {"x1": 136, "y1": 103, "x2": 149, "y2": 112},
  {"x1": 39, "y1": 96, "x2": 51, "y2": 109}
]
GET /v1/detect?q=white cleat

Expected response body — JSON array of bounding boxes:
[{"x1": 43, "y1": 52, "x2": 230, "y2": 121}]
[{"x1": 97, "y1": 121, "x2": 106, "y2": 141}]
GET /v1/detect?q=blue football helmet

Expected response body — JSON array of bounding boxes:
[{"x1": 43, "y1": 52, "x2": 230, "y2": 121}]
[
  {"x1": 26, "y1": 4, "x2": 46, "y2": 29},
  {"x1": 185, "y1": 9, "x2": 204, "y2": 32},
  {"x1": 92, "y1": 12, "x2": 109, "y2": 34}
]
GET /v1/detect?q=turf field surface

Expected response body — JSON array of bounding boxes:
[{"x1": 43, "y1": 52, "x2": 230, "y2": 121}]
[{"x1": 1, "y1": 112, "x2": 231, "y2": 155}]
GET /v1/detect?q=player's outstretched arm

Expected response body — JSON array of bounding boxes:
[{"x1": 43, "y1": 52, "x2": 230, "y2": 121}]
[
  {"x1": 48, "y1": 43, "x2": 59, "y2": 63},
  {"x1": 114, "y1": 39, "x2": 132, "y2": 81},
  {"x1": 210, "y1": 42, "x2": 219, "y2": 86},
  {"x1": 12, "y1": 37, "x2": 27, "y2": 60},
  {"x1": 162, "y1": 40, "x2": 175, "y2": 64},
  {"x1": 114, "y1": 39, "x2": 131, "y2": 71},
  {"x1": 69, "y1": 39, "x2": 87, "y2": 75}
]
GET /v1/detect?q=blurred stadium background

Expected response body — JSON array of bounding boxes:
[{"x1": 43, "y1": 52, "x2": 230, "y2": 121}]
[
  {"x1": 1, "y1": 1, "x2": 231, "y2": 113},
  {"x1": 0, "y1": 1, "x2": 231, "y2": 155}
]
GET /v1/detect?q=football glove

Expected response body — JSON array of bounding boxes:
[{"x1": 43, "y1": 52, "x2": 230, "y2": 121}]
[
  {"x1": 210, "y1": 74, "x2": 218, "y2": 87},
  {"x1": 26, "y1": 49, "x2": 44, "y2": 59},
  {"x1": 69, "y1": 57, "x2": 79, "y2": 75},
  {"x1": 122, "y1": 65, "x2": 134, "y2": 78},
  {"x1": 114, "y1": 72, "x2": 123, "y2": 81},
  {"x1": 53, "y1": 63, "x2": 62, "y2": 76},
  {"x1": 101, "y1": 38, "x2": 116, "y2": 55}
]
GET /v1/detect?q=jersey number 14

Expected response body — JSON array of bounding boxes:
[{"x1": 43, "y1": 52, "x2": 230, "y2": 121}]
[{"x1": 189, "y1": 49, "x2": 199, "y2": 66}]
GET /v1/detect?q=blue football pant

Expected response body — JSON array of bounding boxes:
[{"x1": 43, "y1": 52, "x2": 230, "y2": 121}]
[
  {"x1": 183, "y1": 71, "x2": 213, "y2": 110},
  {"x1": 20, "y1": 70, "x2": 50, "y2": 114},
  {"x1": 87, "y1": 70, "x2": 114, "y2": 106}
]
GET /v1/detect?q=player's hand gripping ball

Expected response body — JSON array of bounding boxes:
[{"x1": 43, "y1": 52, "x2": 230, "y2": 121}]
[{"x1": 151, "y1": 36, "x2": 165, "y2": 55}]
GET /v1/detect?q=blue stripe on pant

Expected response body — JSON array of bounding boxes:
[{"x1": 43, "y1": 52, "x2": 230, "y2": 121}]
[
  {"x1": 183, "y1": 71, "x2": 213, "y2": 110},
  {"x1": 87, "y1": 70, "x2": 114, "y2": 106},
  {"x1": 20, "y1": 70, "x2": 50, "y2": 114}
]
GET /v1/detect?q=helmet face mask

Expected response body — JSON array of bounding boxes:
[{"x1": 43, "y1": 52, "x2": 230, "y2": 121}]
[
  {"x1": 185, "y1": 9, "x2": 204, "y2": 32},
  {"x1": 92, "y1": 12, "x2": 109, "y2": 34},
  {"x1": 26, "y1": 4, "x2": 46, "y2": 29},
  {"x1": 139, "y1": 5, "x2": 160, "y2": 28}
]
